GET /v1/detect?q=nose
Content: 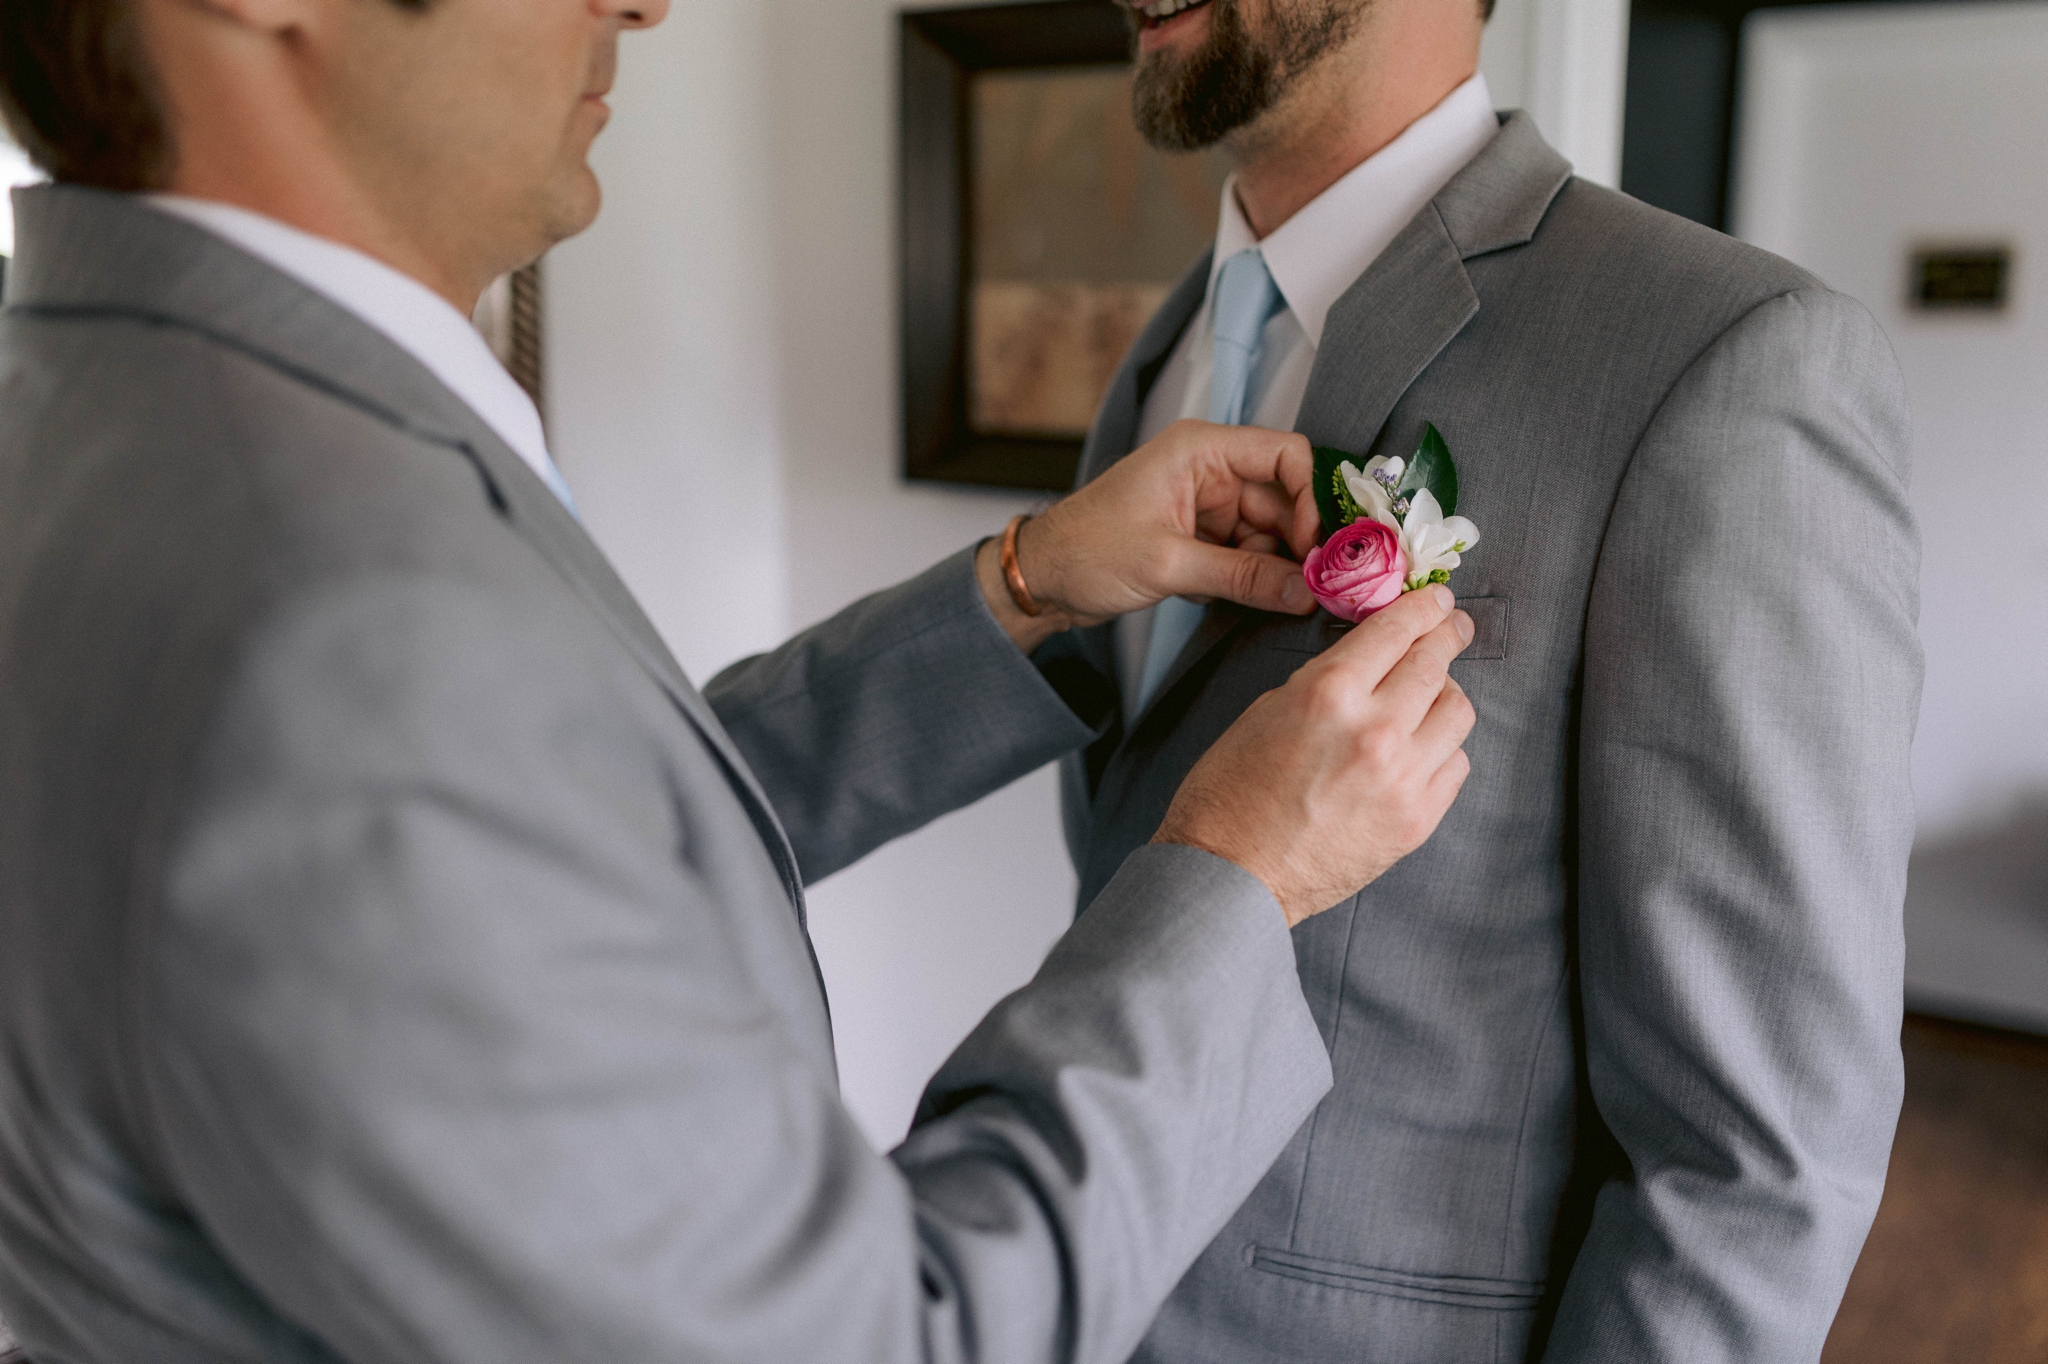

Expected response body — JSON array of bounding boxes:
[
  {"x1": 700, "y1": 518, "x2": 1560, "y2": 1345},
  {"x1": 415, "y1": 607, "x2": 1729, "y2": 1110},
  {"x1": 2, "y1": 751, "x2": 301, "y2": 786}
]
[{"x1": 596, "y1": 0, "x2": 671, "y2": 27}]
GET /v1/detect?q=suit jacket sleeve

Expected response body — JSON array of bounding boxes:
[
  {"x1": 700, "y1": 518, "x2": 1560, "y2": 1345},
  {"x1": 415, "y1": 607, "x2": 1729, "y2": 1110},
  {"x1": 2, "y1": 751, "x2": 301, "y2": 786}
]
[
  {"x1": 704, "y1": 546, "x2": 1115, "y2": 883},
  {"x1": 1544, "y1": 287, "x2": 1921, "y2": 1362},
  {"x1": 138, "y1": 571, "x2": 1330, "y2": 1364}
]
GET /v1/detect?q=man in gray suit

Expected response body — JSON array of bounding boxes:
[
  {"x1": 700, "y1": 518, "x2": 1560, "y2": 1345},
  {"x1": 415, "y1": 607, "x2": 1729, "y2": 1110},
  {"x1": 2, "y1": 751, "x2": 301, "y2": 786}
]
[
  {"x1": 1053, "y1": 0, "x2": 1923, "y2": 1359},
  {"x1": 0, "y1": 0, "x2": 1483, "y2": 1360}
]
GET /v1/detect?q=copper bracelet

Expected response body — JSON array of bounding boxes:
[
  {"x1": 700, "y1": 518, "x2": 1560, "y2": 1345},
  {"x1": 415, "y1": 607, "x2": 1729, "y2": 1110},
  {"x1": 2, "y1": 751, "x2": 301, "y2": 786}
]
[{"x1": 999, "y1": 514, "x2": 1046, "y2": 618}]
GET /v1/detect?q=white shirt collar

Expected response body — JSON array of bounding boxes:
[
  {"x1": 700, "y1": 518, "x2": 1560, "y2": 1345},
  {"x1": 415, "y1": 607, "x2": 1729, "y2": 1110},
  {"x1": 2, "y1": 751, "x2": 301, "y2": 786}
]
[
  {"x1": 142, "y1": 196, "x2": 557, "y2": 492},
  {"x1": 1210, "y1": 73, "x2": 1500, "y2": 348}
]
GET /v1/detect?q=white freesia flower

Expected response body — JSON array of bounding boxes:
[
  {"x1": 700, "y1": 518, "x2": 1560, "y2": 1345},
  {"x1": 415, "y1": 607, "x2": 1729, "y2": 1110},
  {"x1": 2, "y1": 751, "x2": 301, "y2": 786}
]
[
  {"x1": 1339, "y1": 456, "x2": 1405, "y2": 529},
  {"x1": 1396, "y1": 489, "x2": 1481, "y2": 589}
]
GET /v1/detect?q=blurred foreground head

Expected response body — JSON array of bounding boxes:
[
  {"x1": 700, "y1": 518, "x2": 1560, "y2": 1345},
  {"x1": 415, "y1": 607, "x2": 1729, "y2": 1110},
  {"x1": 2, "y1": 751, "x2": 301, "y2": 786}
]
[{"x1": 0, "y1": 0, "x2": 667, "y2": 306}]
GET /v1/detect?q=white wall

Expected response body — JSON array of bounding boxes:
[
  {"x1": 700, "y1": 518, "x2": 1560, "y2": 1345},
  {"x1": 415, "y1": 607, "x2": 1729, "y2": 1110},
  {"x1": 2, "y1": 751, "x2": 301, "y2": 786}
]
[
  {"x1": 548, "y1": 0, "x2": 1630, "y2": 1147},
  {"x1": 1483, "y1": 0, "x2": 1629, "y2": 187},
  {"x1": 547, "y1": 0, "x2": 791, "y2": 685}
]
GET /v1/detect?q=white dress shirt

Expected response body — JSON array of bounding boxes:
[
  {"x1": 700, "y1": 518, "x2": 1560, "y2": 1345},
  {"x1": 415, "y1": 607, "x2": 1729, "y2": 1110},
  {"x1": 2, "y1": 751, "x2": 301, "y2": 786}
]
[
  {"x1": 1115, "y1": 74, "x2": 1501, "y2": 709},
  {"x1": 143, "y1": 196, "x2": 568, "y2": 506}
]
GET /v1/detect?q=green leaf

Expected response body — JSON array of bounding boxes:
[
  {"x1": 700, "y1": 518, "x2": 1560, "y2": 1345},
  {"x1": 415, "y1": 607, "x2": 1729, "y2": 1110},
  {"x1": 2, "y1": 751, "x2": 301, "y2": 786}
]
[
  {"x1": 1394, "y1": 422, "x2": 1459, "y2": 519},
  {"x1": 1312, "y1": 446, "x2": 1359, "y2": 537}
]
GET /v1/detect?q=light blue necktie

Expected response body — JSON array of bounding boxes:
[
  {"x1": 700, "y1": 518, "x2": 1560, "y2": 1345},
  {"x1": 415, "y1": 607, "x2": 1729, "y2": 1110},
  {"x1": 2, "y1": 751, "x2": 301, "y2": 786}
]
[
  {"x1": 536, "y1": 455, "x2": 580, "y2": 519},
  {"x1": 1134, "y1": 248, "x2": 1285, "y2": 713}
]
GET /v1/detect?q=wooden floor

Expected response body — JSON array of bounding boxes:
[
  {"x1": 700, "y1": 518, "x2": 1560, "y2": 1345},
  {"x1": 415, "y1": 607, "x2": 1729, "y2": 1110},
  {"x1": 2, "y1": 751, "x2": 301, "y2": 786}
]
[{"x1": 1823, "y1": 1014, "x2": 2048, "y2": 1362}]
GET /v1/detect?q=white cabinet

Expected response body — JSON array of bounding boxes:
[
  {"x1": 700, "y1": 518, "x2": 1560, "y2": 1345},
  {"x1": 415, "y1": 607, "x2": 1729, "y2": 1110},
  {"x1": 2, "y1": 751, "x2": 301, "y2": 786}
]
[{"x1": 1, "y1": 137, "x2": 41, "y2": 261}]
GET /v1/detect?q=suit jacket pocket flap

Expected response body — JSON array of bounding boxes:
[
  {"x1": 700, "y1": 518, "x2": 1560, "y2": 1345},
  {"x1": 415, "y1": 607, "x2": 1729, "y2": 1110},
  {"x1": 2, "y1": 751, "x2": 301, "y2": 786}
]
[{"x1": 1249, "y1": 1246, "x2": 1544, "y2": 1310}]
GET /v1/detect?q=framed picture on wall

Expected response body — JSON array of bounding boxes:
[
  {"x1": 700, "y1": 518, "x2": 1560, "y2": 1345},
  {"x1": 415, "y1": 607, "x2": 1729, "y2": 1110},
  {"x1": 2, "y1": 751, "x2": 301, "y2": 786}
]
[{"x1": 901, "y1": 0, "x2": 1230, "y2": 491}]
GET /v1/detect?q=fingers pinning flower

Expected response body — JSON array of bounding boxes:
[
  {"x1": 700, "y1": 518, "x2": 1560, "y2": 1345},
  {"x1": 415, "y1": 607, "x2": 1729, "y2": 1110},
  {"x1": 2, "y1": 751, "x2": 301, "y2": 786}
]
[{"x1": 1395, "y1": 488, "x2": 1481, "y2": 590}]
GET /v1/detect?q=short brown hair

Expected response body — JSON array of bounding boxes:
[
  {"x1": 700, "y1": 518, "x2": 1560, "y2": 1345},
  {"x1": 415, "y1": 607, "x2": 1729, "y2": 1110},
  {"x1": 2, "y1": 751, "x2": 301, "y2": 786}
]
[{"x1": 0, "y1": 0, "x2": 171, "y2": 191}]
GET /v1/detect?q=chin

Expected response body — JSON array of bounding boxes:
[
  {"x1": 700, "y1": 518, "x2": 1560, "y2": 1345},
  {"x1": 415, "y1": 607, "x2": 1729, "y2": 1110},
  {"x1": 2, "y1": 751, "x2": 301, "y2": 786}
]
[{"x1": 542, "y1": 166, "x2": 605, "y2": 247}]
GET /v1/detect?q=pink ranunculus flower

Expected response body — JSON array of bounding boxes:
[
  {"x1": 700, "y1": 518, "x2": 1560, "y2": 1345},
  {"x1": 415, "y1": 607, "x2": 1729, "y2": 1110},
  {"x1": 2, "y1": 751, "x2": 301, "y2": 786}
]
[{"x1": 1303, "y1": 518, "x2": 1408, "y2": 622}]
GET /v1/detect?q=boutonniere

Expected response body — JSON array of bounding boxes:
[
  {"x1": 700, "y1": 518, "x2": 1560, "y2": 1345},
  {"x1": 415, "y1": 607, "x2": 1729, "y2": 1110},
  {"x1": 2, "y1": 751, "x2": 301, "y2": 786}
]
[{"x1": 1302, "y1": 422, "x2": 1482, "y2": 622}]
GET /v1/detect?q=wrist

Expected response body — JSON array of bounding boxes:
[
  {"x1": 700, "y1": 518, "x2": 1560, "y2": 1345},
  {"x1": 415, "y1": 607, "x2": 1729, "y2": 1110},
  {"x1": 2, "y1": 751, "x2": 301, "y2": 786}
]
[
  {"x1": 1151, "y1": 827, "x2": 1302, "y2": 927},
  {"x1": 976, "y1": 532, "x2": 1072, "y2": 653}
]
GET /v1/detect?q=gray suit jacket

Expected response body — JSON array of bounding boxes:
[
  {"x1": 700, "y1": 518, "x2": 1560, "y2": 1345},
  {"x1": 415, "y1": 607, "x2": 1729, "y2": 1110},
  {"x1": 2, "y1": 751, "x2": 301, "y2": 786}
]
[
  {"x1": 1051, "y1": 114, "x2": 1921, "y2": 1363},
  {"x1": 0, "y1": 186, "x2": 1333, "y2": 1364}
]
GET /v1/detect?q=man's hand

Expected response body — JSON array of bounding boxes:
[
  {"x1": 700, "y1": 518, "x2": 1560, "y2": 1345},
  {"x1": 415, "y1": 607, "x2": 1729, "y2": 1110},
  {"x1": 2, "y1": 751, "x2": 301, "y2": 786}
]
[
  {"x1": 976, "y1": 421, "x2": 1320, "y2": 652},
  {"x1": 1155, "y1": 586, "x2": 1476, "y2": 926}
]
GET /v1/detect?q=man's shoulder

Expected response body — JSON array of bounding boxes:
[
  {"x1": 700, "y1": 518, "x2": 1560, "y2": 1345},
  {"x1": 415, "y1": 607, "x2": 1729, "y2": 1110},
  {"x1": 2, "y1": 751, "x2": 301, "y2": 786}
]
[
  {"x1": 2, "y1": 306, "x2": 503, "y2": 561},
  {"x1": 0, "y1": 308, "x2": 576, "y2": 711},
  {"x1": 1498, "y1": 177, "x2": 1827, "y2": 328}
]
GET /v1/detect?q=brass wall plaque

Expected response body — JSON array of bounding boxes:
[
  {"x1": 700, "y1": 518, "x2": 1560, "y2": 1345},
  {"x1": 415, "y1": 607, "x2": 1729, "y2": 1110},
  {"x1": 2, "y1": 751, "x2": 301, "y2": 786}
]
[{"x1": 1911, "y1": 246, "x2": 2011, "y2": 310}]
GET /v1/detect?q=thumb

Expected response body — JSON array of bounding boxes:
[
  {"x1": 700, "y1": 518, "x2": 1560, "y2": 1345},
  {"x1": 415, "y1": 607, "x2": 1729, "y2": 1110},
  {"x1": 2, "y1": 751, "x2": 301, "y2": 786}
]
[{"x1": 1176, "y1": 540, "x2": 1317, "y2": 615}]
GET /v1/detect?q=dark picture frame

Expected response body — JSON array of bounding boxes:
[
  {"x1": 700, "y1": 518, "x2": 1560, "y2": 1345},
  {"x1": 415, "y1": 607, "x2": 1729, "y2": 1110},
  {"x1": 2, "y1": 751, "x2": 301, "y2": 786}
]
[{"x1": 900, "y1": 0, "x2": 1137, "y2": 492}]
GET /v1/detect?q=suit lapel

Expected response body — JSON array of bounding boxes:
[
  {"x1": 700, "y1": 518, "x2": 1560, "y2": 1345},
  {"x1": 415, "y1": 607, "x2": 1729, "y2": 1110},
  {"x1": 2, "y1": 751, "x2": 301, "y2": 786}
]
[
  {"x1": 1296, "y1": 110, "x2": 1570, "y2": 446},
  {"x1": 9, "y1": 186, "x2": 808, "y2": 916},
  {"x1": 1294, "y1": 207, "x2": 1479, "y2": 451},
  {"x1": 451, "y1": 429, "x2": 809, "y2": 917}
]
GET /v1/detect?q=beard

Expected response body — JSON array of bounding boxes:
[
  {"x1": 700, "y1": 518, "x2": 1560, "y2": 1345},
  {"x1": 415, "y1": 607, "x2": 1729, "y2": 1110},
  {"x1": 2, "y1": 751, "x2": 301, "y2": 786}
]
[{"x1": 1130, "y1": 0, "x2": 1369, "y2": 152}]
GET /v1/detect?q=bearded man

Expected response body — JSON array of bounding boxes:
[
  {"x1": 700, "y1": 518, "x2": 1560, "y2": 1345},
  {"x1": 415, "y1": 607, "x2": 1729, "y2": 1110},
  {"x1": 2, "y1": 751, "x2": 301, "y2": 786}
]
[{"x1": 1047, "y1": 0, "x2": 1925, "y2": 1359}]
